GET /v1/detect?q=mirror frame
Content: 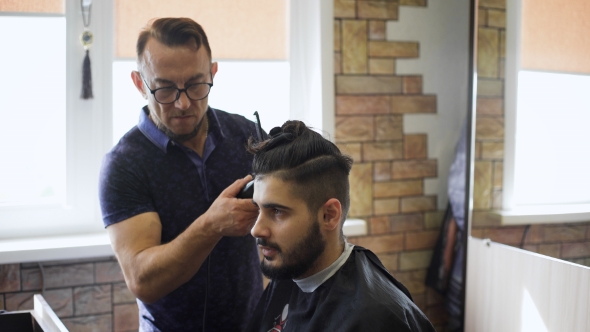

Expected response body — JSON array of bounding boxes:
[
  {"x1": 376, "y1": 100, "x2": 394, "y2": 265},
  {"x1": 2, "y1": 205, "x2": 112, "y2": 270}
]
[{"x1": 462, "y1": 0, "x2": 478, "y2": 326}]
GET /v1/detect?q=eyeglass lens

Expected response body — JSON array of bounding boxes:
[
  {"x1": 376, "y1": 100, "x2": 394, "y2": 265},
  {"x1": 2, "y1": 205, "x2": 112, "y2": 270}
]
[{"x1": 154, "y1": 84, "x2": 211, "y2": 104}]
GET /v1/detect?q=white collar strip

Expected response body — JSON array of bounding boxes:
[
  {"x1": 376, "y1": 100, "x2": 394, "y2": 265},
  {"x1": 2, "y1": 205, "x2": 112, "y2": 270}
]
[{"x1": 294, "y1": 242, "x2": 354, "y2": 293}]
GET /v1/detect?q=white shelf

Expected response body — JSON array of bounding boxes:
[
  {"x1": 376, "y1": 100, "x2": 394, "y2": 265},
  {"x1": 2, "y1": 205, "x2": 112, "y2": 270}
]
[
  {"x1": 343, "y1": 218, "x2": 367, "y2": 237},
  {"x1": 0, "y1": 232, "x2": 113, "y2": 264},
  {"x1": 493, "y1": 204, "x2": 590, "y2": 225},
  {"x1": 0, "y1": 218, "x2": 369, "y2": 264}
]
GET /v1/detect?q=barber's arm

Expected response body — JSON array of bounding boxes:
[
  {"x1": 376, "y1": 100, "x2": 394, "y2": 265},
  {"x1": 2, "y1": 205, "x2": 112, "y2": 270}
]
[{"x1": 107, "y1": 175, "x2": 258, "y2": 304}]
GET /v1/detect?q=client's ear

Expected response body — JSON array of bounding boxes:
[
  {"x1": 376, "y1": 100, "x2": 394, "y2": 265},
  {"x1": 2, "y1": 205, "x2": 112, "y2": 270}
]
[{"x1": 321, "y1": 198, "x2": 342, "y2": 231}]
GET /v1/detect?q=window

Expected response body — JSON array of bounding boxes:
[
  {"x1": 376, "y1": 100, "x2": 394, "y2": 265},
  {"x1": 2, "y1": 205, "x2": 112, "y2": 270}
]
[
  {"x1": 0, "y1": 15, "x2": 66, "y2": 206},
  {"x1": 111, "y1": 0, "x2": 292, "y2": 143},
  {"x1": 512, "y1": 71, "x2": 590, "y2": 206},
  {"x1": 112, "y1": 61, "x2": 291, "y2": 143},
  {"x1": 502, "y1": 0, "x2": 590, "y2": 222},
  {"x1": 0, "y1": 0, "x2": 111, "y2": 239},
  {"x1": 0, "y1": 0, "x2": 334, "y2": 239}
]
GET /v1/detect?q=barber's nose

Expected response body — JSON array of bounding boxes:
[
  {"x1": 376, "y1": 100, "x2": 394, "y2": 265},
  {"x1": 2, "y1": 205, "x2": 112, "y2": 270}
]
[{"x1": 175, "y1": 90, "x2": 191, "y2": 110}]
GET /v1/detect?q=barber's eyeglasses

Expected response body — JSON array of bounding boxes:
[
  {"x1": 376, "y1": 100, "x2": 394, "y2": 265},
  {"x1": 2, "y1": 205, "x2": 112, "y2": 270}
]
[{"x1": 141, "y1": 73, "x2": 213, "y2": 104}]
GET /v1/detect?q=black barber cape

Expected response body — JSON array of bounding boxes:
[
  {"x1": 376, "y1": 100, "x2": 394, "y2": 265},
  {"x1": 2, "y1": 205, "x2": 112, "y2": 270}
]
[{"x1": 246, "y1": 246, "x2": 436, "y2": 332}]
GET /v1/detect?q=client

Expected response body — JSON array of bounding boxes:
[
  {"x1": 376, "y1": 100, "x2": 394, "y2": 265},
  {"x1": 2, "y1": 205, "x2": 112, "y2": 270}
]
[{"x1": 245, "y1": 121, "x2": 436, "y2": 332}]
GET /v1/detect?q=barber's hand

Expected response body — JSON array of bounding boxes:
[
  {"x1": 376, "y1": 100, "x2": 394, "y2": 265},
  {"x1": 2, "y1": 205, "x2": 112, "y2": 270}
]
[{"x1": 204, "y1": 175, "x2": 259, "y2": 237}]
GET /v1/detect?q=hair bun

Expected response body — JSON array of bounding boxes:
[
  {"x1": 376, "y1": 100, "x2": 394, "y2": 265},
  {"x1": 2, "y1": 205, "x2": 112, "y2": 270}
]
[{"x1": 269, "y1": 126, "x2": 282, "y2": 137}]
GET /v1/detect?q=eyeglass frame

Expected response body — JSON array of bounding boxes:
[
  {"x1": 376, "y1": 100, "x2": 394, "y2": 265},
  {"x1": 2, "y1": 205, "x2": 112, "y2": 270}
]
[{"x1": 140, "y1": 73, "x2": 214, "y2": 105}]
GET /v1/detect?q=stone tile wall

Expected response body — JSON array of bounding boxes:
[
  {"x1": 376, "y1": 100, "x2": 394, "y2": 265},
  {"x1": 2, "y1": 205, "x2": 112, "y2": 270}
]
[
  {"x1": 0, "y1": 257, "x2": 138, "y2": 332},
  {"x1": 334, "y1": 0, "x2": 448, "y2": 329},
  {"x1": 473, "y1": 0, "x2": 590, "y2": 265}
]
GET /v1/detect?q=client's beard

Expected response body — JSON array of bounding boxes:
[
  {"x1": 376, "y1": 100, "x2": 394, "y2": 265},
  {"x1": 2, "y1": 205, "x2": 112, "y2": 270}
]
[{"x1": 258, "y1": 219, "x2": 326, "y2": 280}]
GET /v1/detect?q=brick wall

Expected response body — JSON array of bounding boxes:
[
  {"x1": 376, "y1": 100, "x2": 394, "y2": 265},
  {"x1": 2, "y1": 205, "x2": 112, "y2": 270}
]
[
  {"x1": 0, "y1": 257, "x2": 138, "y2": 332},
  {"x1": 473, "y1": 0, "x2": 590, "y2": 265},
  {"x1": 334, "y1": 0, "x2": 449, "y2": 329}
]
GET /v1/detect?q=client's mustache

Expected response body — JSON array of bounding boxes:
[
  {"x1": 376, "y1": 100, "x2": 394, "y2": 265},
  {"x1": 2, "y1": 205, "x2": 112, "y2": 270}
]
[{"x1": 256, "y1": 238, "x2": 281, "y2": 252}]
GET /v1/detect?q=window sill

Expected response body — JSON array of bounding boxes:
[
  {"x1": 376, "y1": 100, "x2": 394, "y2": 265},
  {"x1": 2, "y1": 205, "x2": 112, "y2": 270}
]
[
  {"x1": 492, "y1": 204, "x2": 590, "y2": 225},
  {"x1": 0, "y1": 219, "x2": 368, "y2": 265},
  {"x1": 0, "y1": 232, "x2": 113, "y2": 265},
  {"x1": 343, "y1": 218, "x2": 367, "y2": 237}
]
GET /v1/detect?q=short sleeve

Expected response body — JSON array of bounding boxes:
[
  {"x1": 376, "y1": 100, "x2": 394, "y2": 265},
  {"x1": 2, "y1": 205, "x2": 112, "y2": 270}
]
[{"x1": 99, "y1": 150, "x2": 155, "y2": 227}]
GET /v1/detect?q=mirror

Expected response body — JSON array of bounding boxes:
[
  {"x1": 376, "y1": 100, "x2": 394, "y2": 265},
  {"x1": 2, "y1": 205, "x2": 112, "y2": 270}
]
[{"x1": 470, "y1": 0, "x2": 590, "y2": 266}]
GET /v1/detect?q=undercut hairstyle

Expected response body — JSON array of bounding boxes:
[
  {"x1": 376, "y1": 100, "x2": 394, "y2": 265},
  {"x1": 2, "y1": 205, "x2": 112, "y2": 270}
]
[
  {"x1": 136, "y1": 17, "x2": 212, "y2": 65},
  {"x1": 248, "y1": 121, "x2": 353, "y2": 229}
]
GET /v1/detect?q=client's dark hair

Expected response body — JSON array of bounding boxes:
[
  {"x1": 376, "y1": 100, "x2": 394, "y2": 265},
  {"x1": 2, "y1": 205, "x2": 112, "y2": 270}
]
[{"x1": 248, "y1": 121, "x2": 353, "y2": 229}]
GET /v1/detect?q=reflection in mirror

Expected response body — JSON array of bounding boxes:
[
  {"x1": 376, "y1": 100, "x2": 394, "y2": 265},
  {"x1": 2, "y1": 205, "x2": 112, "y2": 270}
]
[
  {"x1": 472, "y1": 0, "x2": 590, "y2": 266},
  {"x1": 334, "y1": 1, "x2": 473, "y2": 330}
]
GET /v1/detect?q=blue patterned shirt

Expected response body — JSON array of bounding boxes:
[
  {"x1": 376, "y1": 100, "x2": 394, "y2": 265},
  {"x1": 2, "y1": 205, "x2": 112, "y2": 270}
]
[{"x1": 99, "y1": 106, "x2": 263, "y2": 331}]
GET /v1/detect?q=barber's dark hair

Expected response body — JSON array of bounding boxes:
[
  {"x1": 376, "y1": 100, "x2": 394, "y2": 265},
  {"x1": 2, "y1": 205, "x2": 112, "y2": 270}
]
[
  {"x1": 136, "y1": 17, "x2": 212, "y2": 63},
  {"x1": 248, "y1": 121, "x2": 353, "y2": 229}
]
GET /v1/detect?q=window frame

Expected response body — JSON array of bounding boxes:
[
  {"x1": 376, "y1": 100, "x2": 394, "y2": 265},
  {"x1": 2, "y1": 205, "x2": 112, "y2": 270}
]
[
  {"x1": 499, "y1": 0, "x2": 590, "y2": 225},
  {"x1": 0, "y1": 0, "x2": 114, "y2": 239}
]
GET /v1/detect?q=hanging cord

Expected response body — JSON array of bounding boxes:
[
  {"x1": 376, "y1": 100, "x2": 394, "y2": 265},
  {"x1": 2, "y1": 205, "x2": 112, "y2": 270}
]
[
  {"x1": 80, "y1": 0, "x2": 93, "y2": 99},
  {"x1": 202, "y1": 255, "x2": 211, "y2": 332},
  {"x1": 37, "y1": 262, "x2": 46, "y2": 295},
  {"x1": 519, "y1": 224, "x2": 531, "y2": 249}
]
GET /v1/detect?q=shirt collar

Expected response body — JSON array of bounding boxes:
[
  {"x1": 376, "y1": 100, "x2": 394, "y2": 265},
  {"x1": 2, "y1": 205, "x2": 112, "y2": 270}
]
[
  {"x1": 293, "y1": 242, "x2": 354, "y2": 293},
  {"x1": 137, "y1": 106, "x2": 224, "y2": 153},
  {"x1": 137, "y1": 106, "x2": 170, "y2": 153}
]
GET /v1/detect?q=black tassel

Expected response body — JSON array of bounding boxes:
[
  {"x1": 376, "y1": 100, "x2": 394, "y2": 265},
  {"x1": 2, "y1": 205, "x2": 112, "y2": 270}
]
[{"x1": 81, "y1": 49, "x2": 93, "y2": 99}]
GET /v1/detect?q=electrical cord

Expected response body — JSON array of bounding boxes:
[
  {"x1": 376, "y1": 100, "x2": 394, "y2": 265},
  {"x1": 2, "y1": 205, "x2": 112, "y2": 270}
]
[
  {"x1": 520, "y1": 224, "x2": 531, "y2": 249},
  {"x1": 37, "y1": 262, "x2": 46, "y2": 295},
  {"x1": 202, "y1": 254, "x2": 210, "y2": 332}
]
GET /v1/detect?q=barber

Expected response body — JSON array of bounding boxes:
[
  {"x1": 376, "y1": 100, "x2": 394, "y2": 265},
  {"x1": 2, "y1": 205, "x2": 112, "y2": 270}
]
[{"x1": 99, "y1": 17, "x2": 262, "y2": 331}]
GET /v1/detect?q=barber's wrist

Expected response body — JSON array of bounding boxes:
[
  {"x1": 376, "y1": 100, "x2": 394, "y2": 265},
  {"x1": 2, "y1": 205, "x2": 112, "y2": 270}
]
[{"x1": 194, "y1": 212, "x2": 224, "y2": 241}]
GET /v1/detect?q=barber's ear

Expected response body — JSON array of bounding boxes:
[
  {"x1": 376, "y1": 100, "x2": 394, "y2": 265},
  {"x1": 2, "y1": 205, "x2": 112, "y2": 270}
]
[
  {"x1": 131, "y1": 71, "x2": 148, "y2": 99},
  {"x1": 211, "y1": 61, "x2": 219, "y2": 79},
  {"x1": 321, "y1": 198, "x2": 342, "y2": 231}
]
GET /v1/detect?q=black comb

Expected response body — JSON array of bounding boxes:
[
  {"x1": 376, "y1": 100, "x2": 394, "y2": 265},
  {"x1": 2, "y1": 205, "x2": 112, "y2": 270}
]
[{"x1": 237, "y1": 112, "x2": 264, "y2": 199}]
